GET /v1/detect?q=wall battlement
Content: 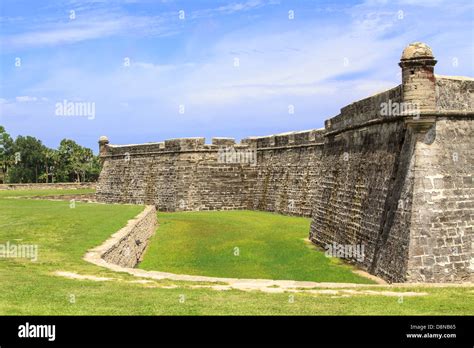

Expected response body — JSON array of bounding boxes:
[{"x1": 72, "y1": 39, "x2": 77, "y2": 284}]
[
  {"x1": 101, "y1": 129, "x2": 326, "y2": 158},
  {"x1": 97, "y1": 42, "x2": 473, "y2": 284}
]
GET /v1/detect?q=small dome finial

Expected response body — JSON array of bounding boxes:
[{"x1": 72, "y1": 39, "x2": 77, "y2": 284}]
[
  {"x1": 401, "y1": 42, "x2": 434, "y2": 60},
  {"x1": 99, "y1": 135, "x2": 109, "y2": 143}
]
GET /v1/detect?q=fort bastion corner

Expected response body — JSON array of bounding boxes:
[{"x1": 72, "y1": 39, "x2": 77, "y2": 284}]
[{"x1": 96, "y1": 42, "x2": 474, "y2": 284}]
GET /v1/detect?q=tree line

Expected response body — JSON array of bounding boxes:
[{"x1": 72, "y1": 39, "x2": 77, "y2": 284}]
[{"x1": 0, "y1": 126, "x2": 101, "y2": 184}]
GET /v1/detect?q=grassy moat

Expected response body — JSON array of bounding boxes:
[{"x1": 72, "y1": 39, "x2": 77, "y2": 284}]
[
  {"x1": 139, "y1": 210, "x2": 373, "y2": 283},
  {"x1": 0, "y1": 189, "x2": 473, "y2": 315}
]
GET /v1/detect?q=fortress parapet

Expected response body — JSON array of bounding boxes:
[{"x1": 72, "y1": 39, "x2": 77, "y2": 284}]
[
  {"x1": 241, "y1": 129, "x2": 325, "y2": 149},
  {"x1": 212, "y1": 137, "x2": 236, "y2": 147}
]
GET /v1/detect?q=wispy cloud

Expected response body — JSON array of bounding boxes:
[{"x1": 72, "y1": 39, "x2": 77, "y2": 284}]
[
  {"x1": 1, "y1": 12, "x2": 176, "y2": 50},
  {"x1": 15, "y1": 96, "x2": 38, "y2": 102},
  {"x1": 1, "y1": 0, "x2": 278, "y2": 51},
  {"x1": 4, "y1": 20, "x2": 123, "y2": 49},
  {"x1": 190, "y1": 0, "x2": 270, "y2": 18}
]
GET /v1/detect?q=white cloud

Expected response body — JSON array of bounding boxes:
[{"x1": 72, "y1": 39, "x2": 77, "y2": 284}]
[
  {"x1": 16, "y1": 96, "x2": 38, "y2": 102},
  {"x1": 2, "y1": 13, "x2": 176, "y2": 50},
  {"x1": 187, "y1": 84, "x2": 338, "y2": 105},
  {"x1": 216, "y1": 0, "x2": 266, "y2": 14},
  {"x1": 6, "y1": 21, "x2": 121, "y2": 48},
  {"x1": 175, "y1": 16, "x2": 404, "y2": 105},
  {"x1": 132, "y1": 61, "x2": 196, "y2": 73},
  {"x1": 190, "y1": 0, "x2": 272, "y2": 19}
]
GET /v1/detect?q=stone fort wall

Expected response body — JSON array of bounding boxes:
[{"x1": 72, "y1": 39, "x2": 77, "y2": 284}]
[
  {"x1": 96, "y1": 43, "x2": 473, "y2": 283},
  {"x1": 97, "y1": 130, "x2": 326, "y2": 217}
]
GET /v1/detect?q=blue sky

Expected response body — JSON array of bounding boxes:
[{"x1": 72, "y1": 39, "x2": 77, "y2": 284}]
[{"x1": 0, "y1": 0, "x2": 473, "y2": 152}]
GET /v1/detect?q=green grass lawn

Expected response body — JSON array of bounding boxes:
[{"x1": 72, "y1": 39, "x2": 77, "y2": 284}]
[
  {"x1": 0, "y1": 188, "x2": 95, "y2": 198},
  {"x1": 0, "y1": 189, "x2": 473, "y2": 315},
  {"x1": 139, "y1": 211, "x2": 373, "y2": 283}
]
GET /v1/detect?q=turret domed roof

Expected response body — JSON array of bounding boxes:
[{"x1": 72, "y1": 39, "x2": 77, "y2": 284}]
[{"x1": 401, "y1": 42, "x2": 434, "y2": 60}]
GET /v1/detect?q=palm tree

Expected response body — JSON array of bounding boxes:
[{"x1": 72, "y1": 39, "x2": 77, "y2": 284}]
[{"x1": 43, "y1": 148, "x2": 59, "y2": 183}]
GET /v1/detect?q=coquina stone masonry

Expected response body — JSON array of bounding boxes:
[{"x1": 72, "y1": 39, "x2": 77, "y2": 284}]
[
  {"x1": 97, "y1": 42, "x2": 473, "y2": 283},
  {"x1": 86, "y1": 205, "x2": 157, "y2": 268}
]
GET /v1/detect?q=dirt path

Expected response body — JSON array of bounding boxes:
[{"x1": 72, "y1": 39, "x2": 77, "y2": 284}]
[
  {"x1": 53, "y1": 269, "x2": 431, "y2": 297},
  {"x1": 66, "y1": 251, "x2": 466, "y2": 296}
]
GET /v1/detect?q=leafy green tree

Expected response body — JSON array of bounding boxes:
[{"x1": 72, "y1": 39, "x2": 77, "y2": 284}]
[
  {"x1": 0, "y1": 127, "x2": 100, "y2": 184},
  {"x1": 8, "y1": 136, "x2": 47, "y2": 183},
  {"x1": 42, "y1": 148, "x2": 59, "y2": 183},
  {"x1": 57, "y1": 139, "x2": 100, "y2": 182},
  {"x1": 85, "y1": 154, "x2": 101, "y2": 182},
  {"x1": 0, "y1": 126, "x2": 14, "y2": 183}
]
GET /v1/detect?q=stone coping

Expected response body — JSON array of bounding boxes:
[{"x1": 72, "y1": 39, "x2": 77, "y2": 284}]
[
  {"x1": 85, "y1": 205, "x2": 157, "y2": 268},
  {"x1": 435, "y1": 74, "x2": 474, "y2": 81}
]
